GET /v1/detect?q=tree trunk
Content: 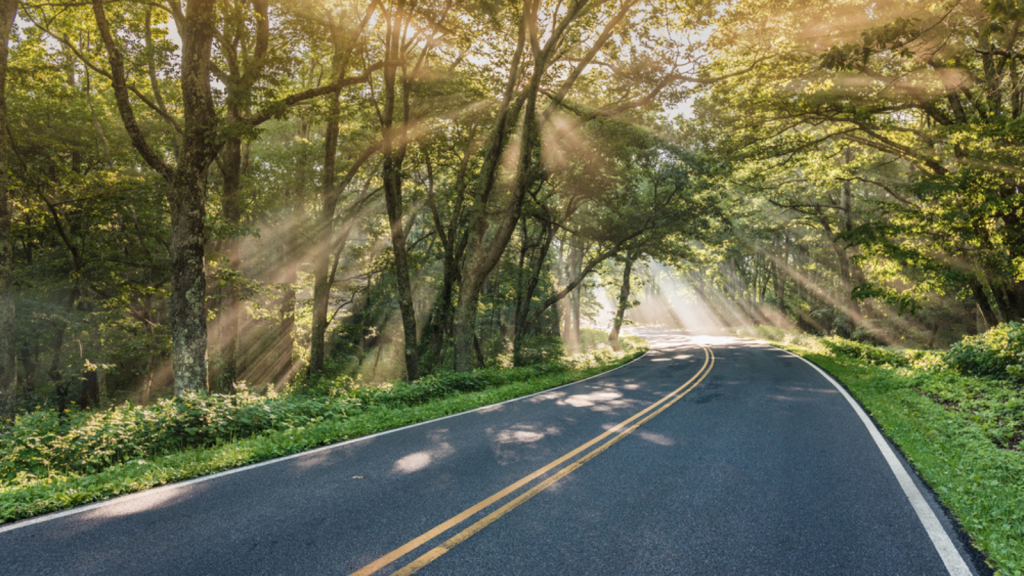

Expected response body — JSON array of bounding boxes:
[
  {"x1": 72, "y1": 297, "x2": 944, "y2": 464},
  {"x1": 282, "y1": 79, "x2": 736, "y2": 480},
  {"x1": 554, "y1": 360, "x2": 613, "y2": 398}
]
[
  {"x1": 277, "y1": 152, "x2": 306, "y2": 381},
  {"x1": 969, "y1": 277, "x2": 998, "y2": 327},
  {"x1": 453, "y1": 269, "x2": 486, "y2": 372},
  {"x1": 381, "y1": 7, "x2": 418, "y2": 381},
  {"x1": 995, "y1": 281, "x2": 1023, "y2": 322},
  {"x1": 168, "y1": 175, "x2": 209, "y2": 395},
  {"x1": 512, "y1": 220, "x2": 556, "y2": 366},
  {"x1": 277, "y1": 282, "x2": 296, "y2": 382},
  {"x1": 308, "y1": 88, "x2": 342, "y2": 374},
  {"x1": 451, "y1": 16, "x2": 533, "y2": 373},
  {"x1": 141, "y1": 353, "x2": 157, "y2": 405},
  {"x1": 383, "y1": 161, "x2": 419, "y2": 380},
  {"x1": 569, "y1": 289, "x2": 581, "y2": 351},
  {"x1": 276, "y1": 211, "x2": 298, "y2": 382},
  {"x1": 563, "y1": 243, "x2": 583, "y2": 352},
  {"x1": 773, "y1": 265, "x2": 786, "y2": 311},
  {"x1": 94, "y1": 0, "x2": 220, "y2": 396},
  {"x1": 77, "y1": 370, "x2": 100, "y2": 408},
  {"x1": 426, "y1": 256, "x2": 457, "y2": 370},
  {"x1": 608, "y1": 257, "x2": 634, "y2": 350},
  {"x1": 0, "y1": 0, "x2": 16, "y2": 421}
]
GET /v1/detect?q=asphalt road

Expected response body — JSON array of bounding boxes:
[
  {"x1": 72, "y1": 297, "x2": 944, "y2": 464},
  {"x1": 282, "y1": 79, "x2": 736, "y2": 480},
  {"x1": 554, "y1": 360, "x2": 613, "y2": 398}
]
[{"x1": 0, "y1": 330, "x2": 988, "y2": 575}]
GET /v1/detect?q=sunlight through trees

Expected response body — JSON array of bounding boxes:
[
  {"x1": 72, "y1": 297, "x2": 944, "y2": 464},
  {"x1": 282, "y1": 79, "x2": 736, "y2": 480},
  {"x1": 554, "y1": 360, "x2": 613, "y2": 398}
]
[{"x1": 0, "y1": 0, "x2": 1019, "y2": 417}]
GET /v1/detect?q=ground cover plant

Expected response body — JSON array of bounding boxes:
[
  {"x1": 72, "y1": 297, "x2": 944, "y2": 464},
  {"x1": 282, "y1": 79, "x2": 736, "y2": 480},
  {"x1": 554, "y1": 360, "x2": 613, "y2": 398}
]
[
  {"x1": 739, "y1": 325, "x2": 1024, "y2": 576},
  {"x1": 0, "y1": 338, "x2": 646, "y2": 524}
]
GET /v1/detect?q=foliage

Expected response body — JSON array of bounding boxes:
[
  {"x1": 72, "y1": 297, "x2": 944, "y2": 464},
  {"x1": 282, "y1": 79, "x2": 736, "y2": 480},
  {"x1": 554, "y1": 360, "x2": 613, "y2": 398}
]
[
  {"x1": 352, "y1": 364, "x2": 563, "y2": 408},
  {"x1": 0, "y1": 392, "x2": 353, "y2": 482},
  {"x1": 947, "y1": 322, "x2": 1024, "y2": 384},
  {"x1": 0, "y1": 342, "x2": 644, "y2": 489},
  {"x1": 511, "y1": 335, "x2": 564, "y2": 367},
  {"x1": 820, "y1": 336, "x2": 911, "y2": 368},
  {"x1": 0, "y1": 344, "x2": 646, "y2": 524},
  {"x1": 908, "y1": 370, "x2": 1024, "y2": 452},
  {"x1": 683, "y1": 0, "x2": 1024, "y2": 345},
  {"x1": 0, "y1": 0, "x2": 720, "y2": 411}
]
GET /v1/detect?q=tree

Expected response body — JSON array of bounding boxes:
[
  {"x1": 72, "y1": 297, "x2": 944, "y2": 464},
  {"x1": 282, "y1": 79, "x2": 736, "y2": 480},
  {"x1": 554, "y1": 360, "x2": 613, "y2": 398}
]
[
  {"x1": 0, "y1": 0, "x2": 17, "y2": 420},
  {"x1": 85, "y1": 0, "x2": 377, "y2": 393},
  {"x1": 88, "y1": 0, "x2": 224, "y2": 394},
  {"x1": 451, "y1": 0, "x2": 709, "y2": 370},
  {"x1": 689, "y1": 0, "x2": 1024, "y2": 340}
]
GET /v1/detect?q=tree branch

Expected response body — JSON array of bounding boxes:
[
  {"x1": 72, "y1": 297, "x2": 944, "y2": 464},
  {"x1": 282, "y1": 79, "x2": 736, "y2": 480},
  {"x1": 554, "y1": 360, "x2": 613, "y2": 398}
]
[{"x1": 91, "y1": 0, "x2": 173, "y2": 179}]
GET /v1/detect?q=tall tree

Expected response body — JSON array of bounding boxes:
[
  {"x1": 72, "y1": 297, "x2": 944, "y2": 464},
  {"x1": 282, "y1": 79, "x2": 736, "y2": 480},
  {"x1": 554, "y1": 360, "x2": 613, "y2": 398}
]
[
  {"x1": 379, "y1": 0, "x2": 419, "y2": 380},
  {"x1": 89, "y1": 0, "x2": 376, "y2": 392},
  {"x1": 0, "y1": 0, "x2": 17, "y2": 420},
  {"x1": 306, "y1": 0, "x2": 380, "y2": 373},
  {"x1": 91, "y1": 0, "x2": 223, "y2": 394},
  {"x1": 452, "y1": 0, "x2": 654, "y2": 370}
]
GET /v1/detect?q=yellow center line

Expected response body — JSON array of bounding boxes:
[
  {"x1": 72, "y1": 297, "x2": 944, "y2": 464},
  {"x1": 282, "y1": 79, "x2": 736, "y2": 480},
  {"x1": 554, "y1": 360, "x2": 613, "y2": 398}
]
[
  {"x1": 391, "y1": 348, "x2": 716, "y2": 575},
  {"x1": 349, "y1": 346, "x2": 713, "y2": 576}
]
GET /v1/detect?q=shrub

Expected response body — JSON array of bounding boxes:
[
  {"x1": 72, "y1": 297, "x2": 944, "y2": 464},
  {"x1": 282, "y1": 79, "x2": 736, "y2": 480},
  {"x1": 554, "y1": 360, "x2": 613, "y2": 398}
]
[
  {"x1": 0, "y1": 344, "x2": 634, "y2": 485},
  {"x1": 514, "y1": 334, "x2": 564, "y2": 365},
  {"x1": 365, "y1": 364, "x2": 562, "y2": 408},
  {"x1": 820, "y1": 336, "x2": 910, "y2": 368},
  {"x1": 0, "y1": 393, "x2": 353, "y2": 482},
  {"x1": 945, "y1": 322, "x2": 1024, "y2": 384}
]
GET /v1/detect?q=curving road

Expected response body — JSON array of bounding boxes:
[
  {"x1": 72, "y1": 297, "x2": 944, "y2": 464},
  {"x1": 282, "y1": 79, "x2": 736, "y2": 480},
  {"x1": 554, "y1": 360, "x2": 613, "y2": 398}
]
[{"x1": 0, "y1": 330, "x2": 988, "y2": 575}]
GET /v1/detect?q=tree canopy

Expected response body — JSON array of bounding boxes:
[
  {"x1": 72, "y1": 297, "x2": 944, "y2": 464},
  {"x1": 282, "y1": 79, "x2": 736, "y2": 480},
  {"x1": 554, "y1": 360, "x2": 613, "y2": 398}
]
[{"x1": 0, "y1": 0, "x2": 1017, "y2": 418}]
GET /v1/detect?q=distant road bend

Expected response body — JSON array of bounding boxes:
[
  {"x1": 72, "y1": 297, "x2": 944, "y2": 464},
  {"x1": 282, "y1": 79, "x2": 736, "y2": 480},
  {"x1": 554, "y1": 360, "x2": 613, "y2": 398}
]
[{"x1": 0, "y1": 329, "x2": 986, "y2": 575}]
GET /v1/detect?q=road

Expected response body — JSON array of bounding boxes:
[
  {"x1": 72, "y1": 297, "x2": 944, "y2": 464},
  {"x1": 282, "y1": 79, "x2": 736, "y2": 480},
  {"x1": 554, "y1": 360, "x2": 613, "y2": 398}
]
[{"x1": 0, "y1": 330, "x2": 987, "y2": 575}]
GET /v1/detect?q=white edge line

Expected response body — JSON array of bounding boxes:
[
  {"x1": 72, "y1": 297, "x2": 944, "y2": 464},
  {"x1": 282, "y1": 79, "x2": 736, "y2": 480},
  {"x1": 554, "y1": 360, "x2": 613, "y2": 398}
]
[
  {"x1": 770, "y1": 344, "x2": 973, "y2": 576},
  {"x1": 0, "y1": 347, "x2": 653, "y2": 535}
]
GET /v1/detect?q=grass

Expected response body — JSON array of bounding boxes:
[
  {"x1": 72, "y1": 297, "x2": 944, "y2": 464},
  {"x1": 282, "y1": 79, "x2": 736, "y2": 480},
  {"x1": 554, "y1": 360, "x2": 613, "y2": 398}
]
[
  {"x1": 738, "y1": 327, "x2": 1024, "y2": 576},
  {"x1": 0, "y1": 343, "x2": 646, "y2": 525}
]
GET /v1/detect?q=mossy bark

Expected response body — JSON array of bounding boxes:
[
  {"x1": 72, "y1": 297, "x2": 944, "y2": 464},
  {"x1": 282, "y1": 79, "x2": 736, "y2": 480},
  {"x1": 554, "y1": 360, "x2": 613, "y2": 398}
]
[{"x1": 169, "y1": 175, "x2": 209, "y2": 395}]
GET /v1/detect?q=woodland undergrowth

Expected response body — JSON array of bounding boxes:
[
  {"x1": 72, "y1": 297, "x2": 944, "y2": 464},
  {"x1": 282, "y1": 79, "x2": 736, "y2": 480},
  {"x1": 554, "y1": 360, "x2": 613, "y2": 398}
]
[{"x1": 0, "y1": 337, "x2": 645, "y2": 524}]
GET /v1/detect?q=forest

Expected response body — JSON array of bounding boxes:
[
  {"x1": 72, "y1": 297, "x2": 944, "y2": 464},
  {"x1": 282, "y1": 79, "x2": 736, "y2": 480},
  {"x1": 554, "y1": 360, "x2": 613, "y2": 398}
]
[{"x1": 0, "y1": 0, "x2": 1021, "y2": 420}]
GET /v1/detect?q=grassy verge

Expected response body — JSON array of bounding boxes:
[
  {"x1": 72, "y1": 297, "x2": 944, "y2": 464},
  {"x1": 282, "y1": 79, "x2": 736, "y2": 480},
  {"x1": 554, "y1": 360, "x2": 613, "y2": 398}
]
[
  {"x1": 740, "y1": 328, "x2": 1024, "y2": 576},
  {"x1": 0, "y1": 344, "x2": 646, "y2": 525}
]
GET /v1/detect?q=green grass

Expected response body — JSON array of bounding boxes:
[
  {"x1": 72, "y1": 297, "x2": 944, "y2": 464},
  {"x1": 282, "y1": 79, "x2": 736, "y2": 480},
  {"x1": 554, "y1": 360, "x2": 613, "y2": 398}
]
[
  {"x1": 754, "y1": 333, "x2": 1024, "y2": 576},
  {"x1": 0, "y1": 345, "x2": 646, "y2": 525}
]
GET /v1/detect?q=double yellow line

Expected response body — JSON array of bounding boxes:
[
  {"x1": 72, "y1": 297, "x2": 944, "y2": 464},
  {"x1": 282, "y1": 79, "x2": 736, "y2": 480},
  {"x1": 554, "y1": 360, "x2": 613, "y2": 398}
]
[{"x1": 351, "y1": 345, "x2": 716, "y2": 576}]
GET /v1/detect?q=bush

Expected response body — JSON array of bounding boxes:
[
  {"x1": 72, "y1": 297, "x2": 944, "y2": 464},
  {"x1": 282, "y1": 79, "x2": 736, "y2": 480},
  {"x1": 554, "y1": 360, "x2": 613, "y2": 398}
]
[
  {"x1": 790, "y1": 330, "x2": 1023, "y2": 451},
  {"x1": 362, "y1": 364, "x2": 563, "y2": 408},
  {"x1": 820, "y1": 336, "x2": 910, "y2": 368},
  {"x1": 514, "y1": 334, "x2": 564, "y2": 365},
  {"x1": 0, "y1": 393, "x2": 353, "y2": 482},
  {"x1": 0, "y1": 345, "x2": 631, "y2": 485},
  {"x1": 946, "y1": 322, "x2": 1024, "y2": 384}
]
